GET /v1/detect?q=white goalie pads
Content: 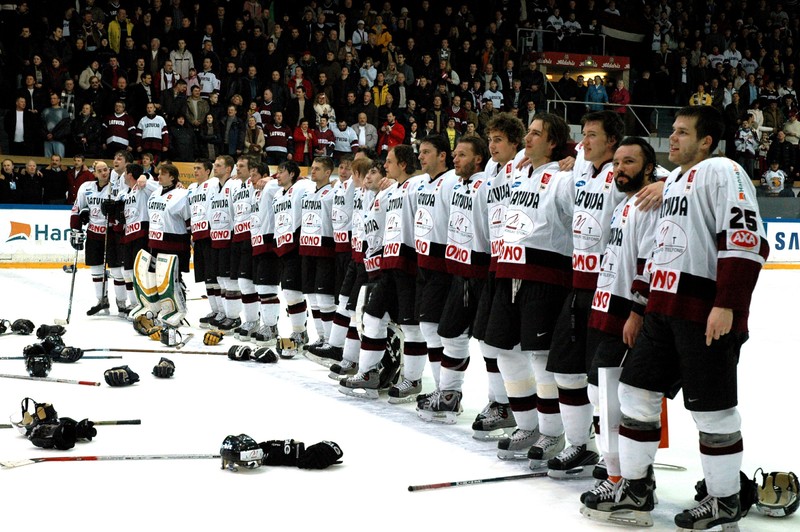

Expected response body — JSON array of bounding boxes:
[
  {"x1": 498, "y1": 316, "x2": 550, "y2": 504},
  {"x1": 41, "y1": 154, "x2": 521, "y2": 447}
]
[{"x1": 130, "y1": 249, "x2": 186, "y2": 327}]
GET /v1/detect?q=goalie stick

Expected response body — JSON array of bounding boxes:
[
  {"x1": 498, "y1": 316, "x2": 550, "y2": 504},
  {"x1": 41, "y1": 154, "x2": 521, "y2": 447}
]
[
  {"x1": 1, "y1": 453, "x2": 220, "y2": 469},
  {"x1": 0, "y1": 373, "x2": 101, "y2": 386},
  {"x1": 409, "y1": 471, "x2": 549, "y2": 491},
  {"x1": 0, "y1": 355, "x2": 122, "y2": 360},
  {"x1": 0, "y1": 419, "x2": 141, "y2": 429}
]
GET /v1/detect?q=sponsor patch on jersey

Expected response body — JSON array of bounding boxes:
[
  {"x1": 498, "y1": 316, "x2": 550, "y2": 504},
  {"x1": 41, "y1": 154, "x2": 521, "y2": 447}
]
[
  {"x1": 591, "y1": 289, "x2": 611, "y2": 312},
  {"x1": 321, "y1": 189, "x2": 330, "y2": 196},
  {"x1": 511, "y1": 180, "x2": 522, "y2": 189},
  {"x1": 473, "y1": 179, "x2": 483, "y2": 190},
  {"x1": 650, "y1": 267, "x2": 680, "y2": 294},
  {"x1": 729, "y1": 229, "x2": 759, "y2": 249},
  {"x1": 505, "y1": 162, "x2": 513, "y2": 174},
  {"x1": 576, "y1": 180, "x2": 586, "y2": 187},
  {"x1": 454, "y1": 184, "x2": 461, "y2": 190}
]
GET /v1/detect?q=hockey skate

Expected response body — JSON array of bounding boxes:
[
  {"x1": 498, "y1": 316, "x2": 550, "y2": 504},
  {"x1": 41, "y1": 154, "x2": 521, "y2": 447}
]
[
  {"x1": 329, "y1": 359, "x2": 357, "y2": 380},
  {"x1": 305, "y1": 336, "x2": 327, "y2": 352},
  {"x1": 199, "y1": 311, "x2": 221, "y2": 329},
  {"x1": 387, "y1": 377, "x2": 421, "y2": 404},
  {"x1": 276, "y1": 330, "x2": 309, "y2": 359},
  {"x1": 674, "y1": 494, "x2": 741, "y2": 531},
  {"x1": 304, "y1": 343, "x2": 343, "y2": 368},
  {"x1": 580, "y1": 467, "x2": 656, "y2": 527},
  {"x1": 216, "y1": 317, "x2": 242, "y2": 332},
  {"x1": 416, "y1": 390, "x2": 463, "y2": 424},
  {"x1": 593, "y1": 457, "x2": 608, "y2": 482},
  {"x1": 377, "y1": 326, "x2": 403, "y2": 390},
  {"x1": 527, "y1": 432, "x2": 566, "y2": 470},
  {"x1": 87, "y1": 296, "x2": 110, "y2": 316},
  {"x1": 208, "y1": 312, "x2": 227, "y2": 328},
  {"x1": 252, "y1": 325, "x2": 279, "y2": 347},
  {"x1": 234, "y1": 320, "x2": 259, "y2": 341},
  {"x1": 472, "y1": 401, "x2": 516, "y2": 440},
  {"x1": 338, "y1": 369, "x2": 380, "y2": 399},
  {"x1": 497, "y1": 427, "x2": 541, "y2": 460},
  {"x1": 117, "y1": 300, "x2": 133, "y2": 318},
  {"x1": 547, "y1": 437, "x2": 600, "y2": 479}
]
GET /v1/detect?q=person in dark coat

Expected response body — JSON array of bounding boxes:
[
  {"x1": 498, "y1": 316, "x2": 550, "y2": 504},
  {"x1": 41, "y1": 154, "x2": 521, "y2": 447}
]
[{"x1": 169, "y1": 115, "x2": 197, "y2": 162}]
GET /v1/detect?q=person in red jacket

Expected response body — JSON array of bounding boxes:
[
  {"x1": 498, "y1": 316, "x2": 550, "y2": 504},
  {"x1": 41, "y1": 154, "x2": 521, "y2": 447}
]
[
  {"x1": 293, "y1": 118, "x2": 318, "y2": 167},
  {"x1": 377, "y1": 111, "x2": 405, "y2": 157}
]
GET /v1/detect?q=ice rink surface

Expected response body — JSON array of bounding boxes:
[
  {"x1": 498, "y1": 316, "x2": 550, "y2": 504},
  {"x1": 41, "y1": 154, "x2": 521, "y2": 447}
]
[{"x1": 0, "y1": 267, "x2": 796, "y2": 532}]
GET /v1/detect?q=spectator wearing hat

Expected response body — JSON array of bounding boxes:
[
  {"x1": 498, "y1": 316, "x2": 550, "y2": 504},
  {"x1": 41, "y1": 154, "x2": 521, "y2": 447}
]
[{"x1": 352, "y1": 20, "x2": 368, "y2": 50}]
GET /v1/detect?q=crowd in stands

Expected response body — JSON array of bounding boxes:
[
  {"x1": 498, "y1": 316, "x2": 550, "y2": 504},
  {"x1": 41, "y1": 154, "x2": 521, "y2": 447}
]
[{"x1": 1, "y1": 0, "x2": 800, "y2": 203}]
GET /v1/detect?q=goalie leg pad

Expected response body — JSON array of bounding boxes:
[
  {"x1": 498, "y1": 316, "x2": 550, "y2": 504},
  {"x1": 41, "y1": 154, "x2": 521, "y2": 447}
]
[
  {"x1": 130, "y1": 249, "x2": 158, "y2": 320},
  {"x1": 155, "y1": 253, "x2": 186, "y2": 327}
]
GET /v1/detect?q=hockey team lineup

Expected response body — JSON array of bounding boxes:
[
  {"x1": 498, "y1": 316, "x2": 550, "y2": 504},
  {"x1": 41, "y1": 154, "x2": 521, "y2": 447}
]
[{"x1": 2, "y1": 106, "x2": 797, "y2": 531}]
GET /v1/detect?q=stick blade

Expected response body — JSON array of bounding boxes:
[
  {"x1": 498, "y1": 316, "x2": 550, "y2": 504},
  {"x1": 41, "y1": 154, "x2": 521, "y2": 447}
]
[
  {"x1": 0, "y1": 459, "x2": 36, "y2": 469},
  {"x1": 54, "y1": 319, "x2": 68, "y2": 326}
]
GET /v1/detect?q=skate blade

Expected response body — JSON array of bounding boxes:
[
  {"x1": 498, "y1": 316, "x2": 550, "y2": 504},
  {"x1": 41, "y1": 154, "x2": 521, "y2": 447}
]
[
  {"x1": 472, "y1": 427, "x2": 516, "y2": 441},
  {"x1": 338, "y1": 386, "x2": 379, "y2": 399},
  {"x1": 676, "y1": 524, "x2": 739, "y2": 532},
  {"x1": 548, "y1": 465, "x2": 597, "y2": 479},
  {"x1": 497, "y1": 450, "x2": 530, "y2": 461},
  {"x1": 328, "y1": 370, "x2": 355, "y2": 380},
  {"x1": 580, "y1": 506, "x2": 654, "y2": 527},
  {"x1": 387, "y1": 395, "x2": 417, "y2": 405},
  {"x1": 416, "y1": 410, "x2": 460, "y2": 424}
]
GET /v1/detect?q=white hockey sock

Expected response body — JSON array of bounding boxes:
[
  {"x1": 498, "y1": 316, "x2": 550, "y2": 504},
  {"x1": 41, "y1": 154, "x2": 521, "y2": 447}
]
[
  {"x1": 480, "y1": 341, "x2": 508, "y2": 403},
  {"x1": 419, "y1": 321, "x2": 441, "y2": 387},
  {"x1": 359, "y1": 312, "x2": 389, "y2": 371},
  {"x1": 317, "y1": 293, "x2": 336, "y2": 340},
  {"x1": 497, "y1": 345, "x2": 538, "y2": 431},
  {"x1": 306, "y1": 293, "x2": 325, "y2": 339},
  {"x1": 123, "y1": 268, "x2": 136, "y2": 306},
  {"x1": 284, "y1": 289, "x2": 307, "y2": 332},
  {"x1": 224, "y1": 279, "x2": 242, "y2": 319},
  {"x1": 109, "y1": 266, "x2": 126, "y2": 303},
  {"x1": 533, "y1": 352, "x2": 562, "y2": 436},
  {"x1": 555, "y1": 373, "x2": 593, "y2": 446},
  {"x1": 90, "y1": 265, "x2": 106, "y2": 300},
  {"x1": 343, "y1": 329, "x2": 361, "y2": 363},
  {"x1": 257, "y1": 284, "x2": 280, "y2": 326},
  {"x1": 400, "y1": 323, "x2": 427, "y2": 382},
  {"x1": 439, "y1": 333, "x2": 470, "y2": 391}
]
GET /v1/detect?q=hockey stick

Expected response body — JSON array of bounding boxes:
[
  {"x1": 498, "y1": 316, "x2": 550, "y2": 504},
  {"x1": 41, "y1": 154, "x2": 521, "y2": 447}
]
[
  {"x1": 654, "y1": 462, "x2": 687, "y2": 472},
  {"x1": 0, "y1": 355, "x2": 122, "y2": 360},
  {"x1": 83, "y1": 346, "x2": 225, "y2": 356},
  {"x1": 0, "y1": 373, "x2": 101, "y2": 386},
  {"x1": 175, "y1": 332, "x2": 194, "y2": 349},
  {"x1": 56, "y1": 237, "x2": 83, "y2": 326},
  {"x1": 1, "y1": 453, "x2": 220, "y2": 469},
  {"x1": 408, "y1": 471, "x2": 548, "y2": 492},
  {"x1": 0, "y1": 419, "x2": 141, "y2": 429}
]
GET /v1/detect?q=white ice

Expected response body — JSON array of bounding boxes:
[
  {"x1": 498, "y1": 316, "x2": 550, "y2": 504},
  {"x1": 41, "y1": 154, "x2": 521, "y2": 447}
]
[{"x1": 0, "y1": 268, "x2": 796, "y2": 532}]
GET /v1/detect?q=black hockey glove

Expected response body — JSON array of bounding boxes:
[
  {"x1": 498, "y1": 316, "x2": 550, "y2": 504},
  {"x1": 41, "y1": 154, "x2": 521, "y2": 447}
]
[
  {"x1": 51, "y1": 345, "x2": 83, "y2": 363},
  {"x1": 28, "y1": 419, "x2": 77, "y2": 450},
  {"x1": 115, "y1": 200, "x2": 126, "y2": 225},
  {"x1": 297, "y1": 441, "x2": 344, "y2": 469},
  {"x1": 100, "y1": 198, "x2": 116, "y2": 216},
  {"x1": 259, "y1": 439, "x2": 305, "y2": 466},
  {"x1": 36, "y1": 324, "x2": 67, "y2": 339},
  {"x1": 203, "y1": 330, "x2": 224, "y2": 345},
  {"x1": 0, "y1": 319, "x2": 10, "y2": 335},
  {"x1": 78, "y1": 208, "x2": 90, "y2": 226},
  {"x1": 60, "y1": 417, "x2": 97, "y2": 441},
  {"x1": 152, "y1": 357, "x2": 176, "y2": 378},
  {"x1": 104, "y1": 365, "x2": 140, "y2": 387},
  {"x1": 227, "y1": 345, "x2": 252, "y2": 361},
  {"x1": 69, "y1": 229, "x2": 85, "y2": 251},
  {"x1": 41, "y1": 334, "x2": 65, "y2": 354},
  {"x1": 253, "y1": 347, "x2": 278, "y2": 363},
  {"x1": 11, "y1": 319, "x2": 35, "y2": 335}
]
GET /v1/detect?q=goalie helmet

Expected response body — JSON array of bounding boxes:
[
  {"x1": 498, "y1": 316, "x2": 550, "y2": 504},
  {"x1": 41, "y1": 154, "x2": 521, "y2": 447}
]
[
  {"x1": 755, "y1": 469, "x2": 800, "y2": 517},
  {"x1": 23, "y1": 344, "x2": 51, "y2": 378},
  {"x1": 220, "y1": 434, "x2": 264, "y2": 471}
]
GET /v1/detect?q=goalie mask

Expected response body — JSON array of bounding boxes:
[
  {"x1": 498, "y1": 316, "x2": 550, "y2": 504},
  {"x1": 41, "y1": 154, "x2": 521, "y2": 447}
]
[
  {"x1": 755, "y1": 469, "x2": 800, "y2": 517},
  {"x1": 220, "y1": 434, "x2": 264, "y2": 471}
]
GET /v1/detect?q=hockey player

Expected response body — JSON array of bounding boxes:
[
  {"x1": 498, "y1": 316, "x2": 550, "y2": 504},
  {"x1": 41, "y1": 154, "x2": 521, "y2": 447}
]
[
  {"x1": 577, "y1": 138, "x2": 659, "y2": 518},
  {"x1": 545, "y1": 110, "x2": 628, "y2": 478},
  {"x1": 471, "y1": 113, "x2": 526, "y2": 440},
  {"x1": 70, "y1": 161, "x2": 119, "y2": 315},
  {"x1": 339, "y1": 145, "x2": 428, "y2": 401},
  {"x1": 399, "y1": 135, "x2": 459, "y2": 403},
  {"x1": 483, "y1": 113, "x2": 574, "y2": 461},
  {"x1": 582, "y1": 106, "x2": 769, "y2": 530},
  {"x1": 299, "y1": 156, "x2": 337, "y2": 350},
  {"x1": 249, "y1": 162, "x2": 282, "y2": 346},
  {"x1": 102, "y1": 150, "x2": 135, "y2": 315},
  {"x1": 209, "y1": 155, "x2": 243, "y2": 331},
  {"x1": 272, "y1": 160, "x2": 315, "y2": 353},
  {"x1": 231, "y1": 156, "x2": 260, "y2": 340},
  {"x1": 416, "y1": 136, "x2": 490, "y2": 424},
  {"x1": 189, "y1": 159, "x2": 223, "y2": 328},
  {"x1": 135, "y1": 103, "x2": 170, "y2": 162}
]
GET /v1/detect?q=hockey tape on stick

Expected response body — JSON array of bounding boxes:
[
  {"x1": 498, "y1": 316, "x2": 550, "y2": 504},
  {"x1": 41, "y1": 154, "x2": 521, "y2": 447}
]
[
  {"x1": 1, "y1": 453, "x2": 220, "y2": 469},
  {"x1": 0, "y1": 373, "x2": 101, "y2": 386},
  {"x1": 408, "y1": 471, "x2": 548, "y2": 491},
  {"x1": 0, "y1": 419, "x2": 141, "y2": 429}
]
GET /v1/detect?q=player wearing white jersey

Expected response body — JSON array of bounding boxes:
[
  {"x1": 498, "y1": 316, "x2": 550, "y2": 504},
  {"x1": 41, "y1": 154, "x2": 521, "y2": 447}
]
[
  {"x1": 189, "y1": 160, "x2": 223, "y2": 327},
  {"x1": 231, "y1": 156, "x2": 260, "y2": 340},
  {"x1": 584, "y1": 106, "x2": 770, "y2": 530},
  {"x1": 416, "y1": 136, "x2": 491, "y2": 424},
  {"x1": 483, "y1": 114, "x2": 574, "y2": 462},
  {"x1": 101, "y1": 150, "x2": 134, "y2": 315}
]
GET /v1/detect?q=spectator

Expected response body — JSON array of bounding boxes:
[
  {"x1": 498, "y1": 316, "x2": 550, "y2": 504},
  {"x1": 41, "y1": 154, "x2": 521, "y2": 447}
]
[
  {"x1": 108, "y1": 8, "x2": 134, "y2": 53},
  {"x1": 66, "y1": 155, "x2": 95, "y2": 205},
  {"x1": 782, "y1": 111, "x2": 800, "y2": 145},
  {"x1": 735, "y1": 115, "x2": 759, "y2": 178},
  {"x1": 16, "y1": 160, "x2": 44, "y2": 204},
  {"x1": 185, "y1": 85, "x2": 210, "y2": 130},
  {"x1": 332, "y1": 118, "x2": 358, "y2": 163},
  {"x1": 314, "y1": 115, "x2": 335, "y2": 158},
  {"x1": 220, "y1": 104, "x2": 245, "y2": 157},
  {"x1": 585, "y1": 75, "x2": 609, "y2": 112},
  {"x1": 351, "y1": 112, "x2": 378, "y2": 152},
  {"x1": 170, "y1": 39, "x2": 195, "y2": 80},
  {"x1": 244, "y1": 115, "x2": 266, "y2": 162},
  {"x1": 4, "y1": 96, "x2": 42, "y2": 156},
  {"x1": 102, "y1": 100, "x2": 137, "y2": 156},
  {"x1": 610, "y1": 79, "x2": 631, "y2": 116},
  {"x1": 286, "y1": 86, "x2": 315, "y2": 128},
  {"x1": 263, "y1": 110, "x2": 293, "y2": 165},
  {"x1": 724, "y1": 92, "x2": 747, "y2": 159},
  {"x1": 312, "y1": 92, "x2": 336, "y2": 126},
  {"x1": 198, "y1": 113, "x2": 223, "y2": 160},
  {"x1": 761, "y1": 160, "x2": 794, "y2": 197},
  {"x1": 377, "y1": 110, "x2": 405, "y2": 156},
  {"x1": 689, "y1": 83, "x2": 714, "y2": 106},
  {"x1": 41, "y1": 154, "x2": 68, "y2": 204},
  {"x1": 41, "y1": 93, "x2": 71, "y2": 158},
  {"x1": 0, "y1": 160, "x2": 19, "y2": 203},
  {"x1": 763, "y1": 99, "x2": 787, "y2": 132},
  {"x1": 292, "y1": 118, "x2": 317, "y2": 167}
]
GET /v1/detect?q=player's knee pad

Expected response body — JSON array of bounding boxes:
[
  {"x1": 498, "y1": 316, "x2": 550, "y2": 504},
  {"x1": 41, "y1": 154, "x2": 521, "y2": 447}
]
[
  {"x1": 155, "y1": 253, "x2": 186, "y2": 327},
  {"x1": 698, "y1": 430, "x2": 742, "y2": 449},
  {"x1": 619, "y1": 383, "x2": 663, "y2": 423},
  {"x1": 238, "y1": 277, "x2": 255, "y2": 294},
  {"x1": 555, "y1": 372, "x2": 588, "y2": 390},
  {"x1": 693, "y1": 408, "x2": 742, "y2": 435},
  {"x1": 441, "y1": 333, "x2": 470, "y2": 359},
  {"x1": 317, "y1": 294, "x2": 336, "y2": 313},
  {"x1": 588, "y1": 383, "x2": 599, "y2": 408},
  {"x1": 620, "y1": 414, "x2": 660, "y2": 432},
  {"x1": 122, "y1": 268, "x2": 133, "y2": 283},
  {"x1": 479, "y1": 341, "x2": 500, "y2": 360},
  {"x1": 283, "y1": 289, "x2": 304, "y2": 306},
  {"x1": 399, "y1": 323, "x2": 424, "y2": 343},
  {"x1": 505, "y1": 375, "x2": 537, "y2": 397},
  {"x1": 419, "y1": 321, "x2": 442, "y2": 347},
  {"x1": 362, "y1": 312, "x2": 389, "y2": 339},
  {"x1": 336, "y1": 295, "x2": 349, "y2": 313},
  {"x1": 264, "y1": 285, "x2": 279, "y2": 298}
]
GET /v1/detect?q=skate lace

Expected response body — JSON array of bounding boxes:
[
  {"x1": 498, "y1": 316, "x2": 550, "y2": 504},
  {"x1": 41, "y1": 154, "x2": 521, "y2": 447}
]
[
  {"x1": 688, "y1": 495, "x2": 718, "y2": 519},
  {"x1": 479, "y1": 402, "x2": 496, "y2": 418},
  {"x1": 395, "y1": 378, "x2": 418, "y2": 392},
  {"x1": 340, "y1": 359, "x2": 356, "y2": 370},
  {"x1": 240, "y1": 320, "x2": 258, "y2": 331},
  {"x1": 556, "y1": 444, "x2": 584, "y2": 462},
  {"x1": 589, "y1": 479, "x2": 618, "y2": 502},
  {"x1": 510, "y1": 428, "x2": 536, "y2": 443},
  {"x1": 534, "y1": 433, "x2": 561, "y2": 451}
]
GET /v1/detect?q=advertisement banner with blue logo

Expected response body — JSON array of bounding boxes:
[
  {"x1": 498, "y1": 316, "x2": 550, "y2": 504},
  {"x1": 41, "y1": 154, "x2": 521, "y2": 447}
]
[
  {"x1": 764, "y1": 219, "x2": 800, "y2": 263},
  {"x1": 0, "y1": 206, "x2": 77, "y2": 264}
]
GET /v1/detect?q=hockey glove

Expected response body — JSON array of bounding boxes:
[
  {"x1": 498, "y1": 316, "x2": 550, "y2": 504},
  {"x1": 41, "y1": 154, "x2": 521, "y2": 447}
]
[
  {"x1": 152, "y1": 357, "x2": 176, "y2": 378},
  {"x1": 60, "y1": 417, "x2": 97, "y2": 441},
  {"x1": 41, "y1": 334, "x2": 65, "y2": 354},
  {"x1": 16, "y1": 397, "x2": 58, "y2": 436},
  {"x1": 259, "y1": 439, "x2": 305, "y2": 466},
  {"x1": 100, "y1": 198, "x2": 116, "y2": 217},
  {"x1": 133, "y1": 313, "x2": 158, "y2": 336},
  {"x1": 36, "y1": 324, "x2": 67, "y2": 339},
  {"x1": 297, "y1": 441, "x2": 344, "y2": 469},
  {"x1": 28, "y1": 419, "x2": 78, "y2": 450},
  {"x1": 203, "y1": 330, "x2": 224, "y2": 346},
  {"x1": 253, "y1": 347, "x2": 278, "y2": 363},
  {"x1": 78, "y1": 208, "x2": 90, "y2": 226},
  {"x1": 148, "y1": 326, "x2": 165, "y2": 341},
  {"x1": 11, "y1": 319, "x2": 35, "y2": 335},
  {"x1": 0, "y1": 319, "x2": 8, "y2": 335},
  {"x1": 104, "y1": 365, "x2": 140, "y2": 387},
  {"x1": 51, "y1": 346, "x2": 83, "y2": 363},
  {"x1": 115, "y1": 200, "x2": 126, "y2": 225},
  {"x1": 227, "y1": 345, "x2": 252, "y2": 361}
]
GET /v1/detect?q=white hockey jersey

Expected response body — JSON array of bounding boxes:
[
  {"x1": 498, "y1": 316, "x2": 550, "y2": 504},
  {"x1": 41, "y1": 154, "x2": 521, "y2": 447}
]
[
  {"x1": 119, "y1": 179, "x2": 159, "y2": 243},
  {"x1": 446, "y1": 172, "x2": 491, "y2": 278},
  {"x1": 332, "y1": 177, "x2": 356, "y2": 253},
  {"x1": 273, "y1": 179, "x2": 315, "y2": 256},
  {"x1": 363, "y1": 188, "x2": 391, "y2": 276},
  {"x1": 188, "y1": 177, "x2": 220, "y2": 241},
  {"x1": 382, "y1": 174, "x2": 427, "y2": 274},
  {"x1": 588, "y1": 194, "x2": 658, "y2": 336},
  {"x1": 351, "y1": 187, "x2": 371, "y2": 263},
  {"x1": 209, "y1": 176, "x2": 242, "y2": 249},
  {"x1": 147, "y1": 186, "x2": 191, "y2": 252},
  {"x1": 70, "y1": 180, "x2": 111, "y2": 241},
  {"x1": 231, "y1": 180, "x2": 255, "y2": 243},
  {"x1": 414, "y1": 169, "x2": 459, "y2": 273},
  {"x1": 299, "y1": 182, "x2": 336, "y2": 257},
  {"x1": 496, "y1": 161, "x2": 574, "y2": 287},
  {"x1": 251, "y1": 179, "x2": 281, "y2": 255},
  {"x1": 646, "y1": 157, "x2": 769, "y2": 332}
]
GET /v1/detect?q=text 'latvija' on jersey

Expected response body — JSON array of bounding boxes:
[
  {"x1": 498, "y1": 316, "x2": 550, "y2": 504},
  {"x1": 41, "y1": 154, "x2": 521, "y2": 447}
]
[
  {"x1": 414, "y1": 169, "x2": 459, "y2": 273},
  {"x1": 486, "y1": 160, "x2": 515, "y2": 272},
  {"x1": 209, "y1": 176, "x2": 242, "y2": 249},
  {"x1": 251, "y1": 179, "x2": 281, "y2": 255},
  {"x1": 70, "y1": 180, "x2": 111, "y2": 240},
  {"x1": 147, "y1": 186, "x2": 191, "y2": 252},
  {"x1": 646, "y1": 157, "x2": 769, "y2": 332},
  {"x1": 381, "y1": 174, "x2": 427, "y2": 274},
  {"x1": 119, "y1": 179, "x2": 159, "y2": 243},
  {"x1": 446, "y1": 172, "x2": 491, "y2": 278},
  {"x1": 332, "y1": 177, "x2": 356, "y2": 253},
  {"x1": 363, "y1": 188, "x2": 391, "y2": 277},
  {"x1": 299, "y1": 182, "x2": 336, "y2": 257},
  {"x1": 273, "y1": 179, "x2": 315, "y2": 256},
  {"x1": 496, "y1": 161, "x2": 574, "y2": 287},
  {"x1": 571, "y1": 156, "x2": 626, "y2": 290},
  {"x1": 588, "y1": 195, "x2": 658, "y2": 336},
  {"x1": 188, "y1": 177, "x2": 220, "y2": 241}
]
